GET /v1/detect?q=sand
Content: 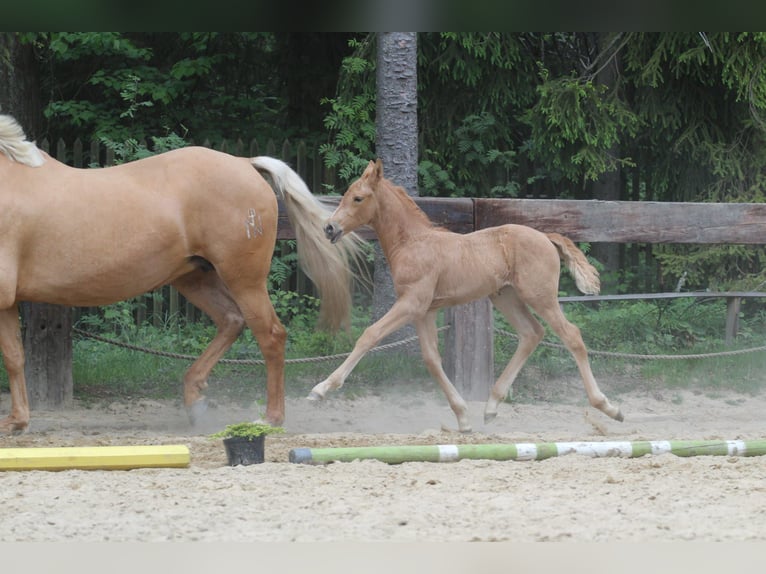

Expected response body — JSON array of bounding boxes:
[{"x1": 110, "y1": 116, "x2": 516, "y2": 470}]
[{"x1": 1, "y1": 379, "x2": 765, "y2": 542}]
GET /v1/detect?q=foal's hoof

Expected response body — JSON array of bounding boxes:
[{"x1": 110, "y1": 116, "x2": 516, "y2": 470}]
[
  {"x1": 440, "y1": 423, "x2": 473, "y2": 434},
  {"x1": 613, "y1": 409, "x2": 624, "y2": 423},
  {"x1": 483, "y1": 412, "x2": 498, "y2": 425},
  {"x1": 187, "y1": 398, "x2": 209, "y2": 426},
  {"x1": 306, "y1": 391, "x2": 324, "y2": 402}
]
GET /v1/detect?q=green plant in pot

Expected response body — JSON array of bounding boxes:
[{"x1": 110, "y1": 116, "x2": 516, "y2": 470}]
[{"x1": 211, "y1": 422, "x2": 285, "y2": 466}]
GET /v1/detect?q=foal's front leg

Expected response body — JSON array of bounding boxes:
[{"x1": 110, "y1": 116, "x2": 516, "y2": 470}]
[
  {"x1": 414, "y1": 311, "x2": 471, "y2": 432},
  {"x1": 308, "y1": 301, "x2": 417, "y2": 401}
]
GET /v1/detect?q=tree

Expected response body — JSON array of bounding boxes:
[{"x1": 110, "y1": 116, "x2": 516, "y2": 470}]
[
  {"x1": 372, "y1": 32, "x2": 418, "y2": 338},
  {"x1": 588, "y1": 32, "x2": 623, "y2": 288}
]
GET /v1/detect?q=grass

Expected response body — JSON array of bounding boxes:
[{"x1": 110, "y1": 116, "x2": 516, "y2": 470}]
[
  {"x1": 0, "y1": 297, "x2": 764, "y2": 406},
  {"x1": 493, "y1": 297, "x2": 766, "y2": 403},
  {"x1": 61, "y1": 322, "x2": 433, "y2": 407}
]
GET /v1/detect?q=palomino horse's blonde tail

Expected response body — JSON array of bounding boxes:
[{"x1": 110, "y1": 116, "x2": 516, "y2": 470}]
[
  {"x1": 546, "y1": 233, "x2": 601, "y2": 295},
  {"x1": 0, "y1": 114, "x2": 45, "y2": 167},
  {"x1": 250, "y1": 156, "x2": 366, "y2": 331}
]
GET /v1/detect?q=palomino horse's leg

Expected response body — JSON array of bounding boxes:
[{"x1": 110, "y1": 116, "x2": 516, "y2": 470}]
[
  {"x1": 172, "y1": 270, "x2": 246, "y2": 425},
  {"x1": 484, "y1": 288, "x2": 546, "y2": 424},
  {"x1": 0, "y1": 306, "x2": 29, "y2": 434},
  {"x1": 224, "y1": 281, "x2": 287, "y2": 427},
  {"x1": 530, "y1": 298, "x2": 623, "y2": 422},
  {"x1": 308, "y1": 299, "x2": 418, "y2": 400},
  {"x1": 414, "y1": 310, "x2": 471, "y2": 432}
]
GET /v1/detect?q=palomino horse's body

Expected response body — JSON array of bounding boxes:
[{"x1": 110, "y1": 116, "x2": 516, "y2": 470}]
[
  {"x1": 314, "y1": 159, "x2": 623, "y2": 432},
  {"x1": 0, "y1": 114, "x2": 361, "y2": 434}
]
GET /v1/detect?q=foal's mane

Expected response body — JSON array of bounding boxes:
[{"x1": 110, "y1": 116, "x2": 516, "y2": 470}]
[
  {"x1": 0, "y1": 114, "x2": 45, "y2": 167},
  {"x1": 378, "y1": 176, "x2": 445, "y2": 231}
]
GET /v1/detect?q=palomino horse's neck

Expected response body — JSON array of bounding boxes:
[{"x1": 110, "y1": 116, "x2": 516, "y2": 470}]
[{"x1": 369, "y1": 179, "x2": 433, "y2": 257}]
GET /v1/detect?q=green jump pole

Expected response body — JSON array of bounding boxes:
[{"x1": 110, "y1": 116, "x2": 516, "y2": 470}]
[{"x1": 288, "y1": 439, "x2": 766, "y2": 465}]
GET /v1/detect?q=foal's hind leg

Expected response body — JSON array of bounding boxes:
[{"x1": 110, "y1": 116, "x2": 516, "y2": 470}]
[
  {"x1": 172, "y1": 270, "x2": 247, "y2": 424},
  {"x1": 532, "y1": 300, "x2": 623, "y2": 422},
  {"x1": 484, "y1": 288, "x2": 546, "y2": 424},
  {"x1": 415, "y1": 310, "x2": 471, "y2": 432}
]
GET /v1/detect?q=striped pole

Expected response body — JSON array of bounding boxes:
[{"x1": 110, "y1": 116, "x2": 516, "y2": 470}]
[{"x1": 288, "y1": 439, "x2": 766, "y2": 465}]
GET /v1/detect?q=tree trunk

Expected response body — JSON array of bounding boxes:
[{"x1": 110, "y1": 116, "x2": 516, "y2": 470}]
[
  {"x1": 0, "y1": 33, "x2": 42, "y2": 137},
  {"x1": 374, "y1": 32, "x2": 418, "y2": 345},
  {"x1": 1, "y1": 33, "x2": 73, "y2": 409},
  {"x1": 589, "y1": 32, "x2": 621, "y2": 291}
]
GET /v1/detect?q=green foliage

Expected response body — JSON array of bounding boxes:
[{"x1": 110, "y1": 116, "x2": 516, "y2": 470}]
[
  {"x1": 420, "y1": 113, "x2": 521, "y2": 197},
  {"x1": 98, "y1": 131, "x2": 189, "y2": 166},
  {"x1": 418, "y1": 156, "x2": 458, "y2": 196},
  {"x1": 653, "y1": 244, "x2": 766, "y2": 292},
  {"x1": 209, "y1": 422, "x2": 284, "y2": 439},
  {"x1": 37, "y1": 32, "x2": 285, "y2": 144},
  {"x1": 319, "y1": 37, "x2": 377, "y2": 188},
  {"x1": 521, "y1": 70, "x2": 639, "y2": 182},
  {"x1": 270, "y1": 290, "x2": 320, "y2": 327},
  {"x1": 63, "y1": 295, "x2": 766, "y2": 405},
  {"x1": 494, "y1": 295, "x2": 766, "y2": 400}
]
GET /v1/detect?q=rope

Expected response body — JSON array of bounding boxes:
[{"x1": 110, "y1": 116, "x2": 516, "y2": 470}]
[
  {"x1": 72, "y1": 326, "x2": 440, "y2": 366},
  {"x1": 74, "y1": 323, "x2": 766, "y2": 366},
  {"x1": 493, "y1": 328, "x2": 766, "y2": 360}
]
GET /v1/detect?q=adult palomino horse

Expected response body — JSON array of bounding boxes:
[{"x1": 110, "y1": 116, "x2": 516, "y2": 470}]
[
  {"x1": 0, "y1": 113, "x2": 362, "y2": 434},
  {"x1": 312, "y1": 159, "x2": 624, "y2": 432}
]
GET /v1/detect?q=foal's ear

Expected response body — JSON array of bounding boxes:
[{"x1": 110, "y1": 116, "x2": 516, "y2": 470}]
[
  {"x1": 362, "y1": 160, "x2": 377, "y2": 178},
  {"x1": 362, "y1": 159, "x2": 384, "y2": 182},
  {"x1": 372, "y1": 158, "x2": 384, "y2": 180}
]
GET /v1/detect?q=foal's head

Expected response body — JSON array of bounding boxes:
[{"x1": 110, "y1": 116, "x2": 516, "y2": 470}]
[{"x1": 324, "y1": 159, "x2": 383, "y2": 244}]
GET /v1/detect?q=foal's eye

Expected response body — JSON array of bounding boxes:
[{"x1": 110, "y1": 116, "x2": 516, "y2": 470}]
[{"x1": 353, "y1": 196, "x2": 364, "y2": 203}]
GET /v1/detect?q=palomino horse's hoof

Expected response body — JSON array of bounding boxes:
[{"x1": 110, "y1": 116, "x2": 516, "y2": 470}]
[
  {"x1": 613, "y1": 409, "x2": 624, "y2": 422},
  {"x1": 306, "y1": 391, "x2": 324, "y2": 402},
  {"x1": 187, "y1": 398, "x2": 209, "y2": 426},
  {"x1": 1, "y1": 425, "x2": 28, "y2": 436},
  {"x1": 483, "y1": 412, "x2": 498, "y2": 425},
  {"x1": 0, "y1": 418, "x2": 29, "y2": 435}
]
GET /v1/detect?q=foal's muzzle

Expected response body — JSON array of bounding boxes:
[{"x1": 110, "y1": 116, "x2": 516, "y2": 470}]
[{"x1": 324, "y1": 221, "x2": 344, "y2": 244}]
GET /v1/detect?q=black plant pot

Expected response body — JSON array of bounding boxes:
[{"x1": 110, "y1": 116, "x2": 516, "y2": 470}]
[{"x1": 223, "y1": 435, "x2": 266, "y2": 466}]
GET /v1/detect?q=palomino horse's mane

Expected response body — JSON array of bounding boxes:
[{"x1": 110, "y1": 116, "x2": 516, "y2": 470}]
[{"x1": 0, "y1": 114, "x2": 45, "y2": 167}]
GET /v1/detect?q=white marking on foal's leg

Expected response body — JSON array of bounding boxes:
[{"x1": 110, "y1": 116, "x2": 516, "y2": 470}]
[{"x1": 308, "y1": 372, "x2": 346, "y2": 402}]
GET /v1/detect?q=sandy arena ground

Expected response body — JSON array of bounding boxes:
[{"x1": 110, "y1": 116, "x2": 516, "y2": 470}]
[{"x1": 1, "y1": 376, "x2": 766, "y2": 543}]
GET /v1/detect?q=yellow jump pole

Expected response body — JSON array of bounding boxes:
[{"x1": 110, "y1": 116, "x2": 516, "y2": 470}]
[{"x1": 0, "y1": 445, "x2": 190, "y2": 471}]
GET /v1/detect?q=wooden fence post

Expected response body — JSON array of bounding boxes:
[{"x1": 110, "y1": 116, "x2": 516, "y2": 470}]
[
  {"x1": 444, "y1": 298, "x2": 494, "y2": 401},
  {"x1": 725, "y1": 296, "x2": 741, "y2": 345},
  {"x1": 23, "y1": 302, "x2": 73, "y2": 409}
]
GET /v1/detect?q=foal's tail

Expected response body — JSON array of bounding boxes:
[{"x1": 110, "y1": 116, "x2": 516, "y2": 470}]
[
  {"x1": 546, "y1": 233, "x2": 601, "y2": 295},
  {"x1": 250, "y1": 156, "x2": 365, "y2": 331}
]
